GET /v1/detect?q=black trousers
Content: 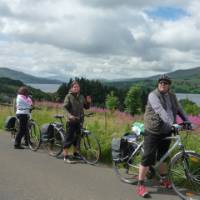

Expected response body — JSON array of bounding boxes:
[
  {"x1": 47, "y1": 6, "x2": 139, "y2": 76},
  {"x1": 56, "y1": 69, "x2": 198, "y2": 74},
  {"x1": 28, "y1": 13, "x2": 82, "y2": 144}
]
[
  {"x1": 63, "y1": 122, "x2": 81, "y2": 149},
  {"x1": 15, "y1": 114, "x2": 29, "y2": 146}
]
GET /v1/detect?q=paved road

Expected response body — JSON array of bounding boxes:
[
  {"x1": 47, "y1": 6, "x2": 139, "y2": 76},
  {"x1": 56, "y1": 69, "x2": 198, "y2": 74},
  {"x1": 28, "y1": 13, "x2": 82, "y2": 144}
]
[{"x1": 0, "y1": 131, "x2": 179, "y2": 200}]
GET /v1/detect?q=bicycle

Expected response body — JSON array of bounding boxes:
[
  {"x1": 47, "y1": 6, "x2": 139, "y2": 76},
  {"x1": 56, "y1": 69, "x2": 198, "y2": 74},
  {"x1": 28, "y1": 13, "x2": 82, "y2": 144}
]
[
  {"x1": 41, "y1": 115, "x2": 65, "y2": 157},
  {"x1": 112, "y1": 122, "x2": 200, "y2": 200},
  {"x1": 42, "y1": 113, "x2": 101, "y2": 165},
  {"x1": 5, "y1": 107, "x2": 41, "y2": 151}
]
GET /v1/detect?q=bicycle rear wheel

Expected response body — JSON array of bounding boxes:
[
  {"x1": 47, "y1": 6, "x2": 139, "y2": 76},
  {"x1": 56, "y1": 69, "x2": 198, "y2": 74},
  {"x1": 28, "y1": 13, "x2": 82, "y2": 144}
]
[
  {"x1": 47, "y1": 127, "x2": 64, "y2": 157},
  {"x1": 11, "y1": 119, "x2": 19, "y2": 143},
  {"x1": 79, "y1": 130, "x2": 101, "y2": 165},
  {"x1": 169, "y1": 151, "x2": 200, "y2": 200},
  {"x1": 28, "y1": 120, "x2": 41, "y2": 151},
  {"x1": 113, "y1": 142, "x2": 143, "y2": 184}
]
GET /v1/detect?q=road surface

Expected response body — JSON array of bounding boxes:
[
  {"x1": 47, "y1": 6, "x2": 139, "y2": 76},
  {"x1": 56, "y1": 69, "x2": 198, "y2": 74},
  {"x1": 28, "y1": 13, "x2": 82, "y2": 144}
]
[{"x1": 0, "y1": 131, "x2": 179, "y2": 200}]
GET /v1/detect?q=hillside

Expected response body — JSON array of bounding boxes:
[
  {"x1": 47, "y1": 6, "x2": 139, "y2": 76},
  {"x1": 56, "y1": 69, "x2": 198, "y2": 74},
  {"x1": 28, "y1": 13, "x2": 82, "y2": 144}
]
[
  {"x1": 0, "y1": 77, "x2": 53, "y2": 103},
  {"x1": 104, "y1": 67, "x2": 200, "y2": 93},
  {"x1": 0, "y1": 68, "x2": 62, "y2": 84}
]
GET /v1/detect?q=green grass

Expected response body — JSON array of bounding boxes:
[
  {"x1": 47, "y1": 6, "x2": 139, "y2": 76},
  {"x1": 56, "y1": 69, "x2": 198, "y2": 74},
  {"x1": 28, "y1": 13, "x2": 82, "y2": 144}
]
[{"x1": 1, "y1": 105, "x2": 200, "y2": 164}]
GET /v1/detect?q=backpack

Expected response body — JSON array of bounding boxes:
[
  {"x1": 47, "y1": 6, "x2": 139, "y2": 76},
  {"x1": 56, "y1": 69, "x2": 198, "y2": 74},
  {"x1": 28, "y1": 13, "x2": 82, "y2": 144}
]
[
  {"x1": 5, "y1": 116, "x2": 17, "y2": 131},
  {"x1": 41, "y1": 123, "x2": 54, "y2": 141}
]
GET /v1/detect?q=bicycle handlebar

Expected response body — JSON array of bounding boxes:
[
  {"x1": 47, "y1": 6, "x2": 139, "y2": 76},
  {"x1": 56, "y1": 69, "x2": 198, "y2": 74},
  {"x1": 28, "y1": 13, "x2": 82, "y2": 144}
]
[
  {"x1": 172, "y1": 121, "x2": 192, "y2": 135},
  {"x1": 53, "y1": 112, "x2": 95, "y2": 120},
  {"x1": 30, "y1": 106, "x2": 42, "y2": 111},
  {"x1": 179, "y1": 121, "x2": 192, "y2": 130},
  {"x1": 83, "y1": 112, "x2": 95, "y2": 117}
]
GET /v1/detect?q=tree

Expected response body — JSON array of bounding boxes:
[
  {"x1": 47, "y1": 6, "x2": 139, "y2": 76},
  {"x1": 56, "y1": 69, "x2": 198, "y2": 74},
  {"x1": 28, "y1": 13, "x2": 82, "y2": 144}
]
[
  {"x1": 105, "y1": 91, "x2": 119, "y2": 110},
  {"x1": 124, "y1": 85, "x2": 142, "y2": 115},
  {"x1": 55, "y1": 77, "x2": 127, "y2": 108},
  {"x1": 56, "y1": 83, "x2": 68, "y2": 102},
  {"x1": 179, "y1": 99, "x2": 200, "y2": 115}
]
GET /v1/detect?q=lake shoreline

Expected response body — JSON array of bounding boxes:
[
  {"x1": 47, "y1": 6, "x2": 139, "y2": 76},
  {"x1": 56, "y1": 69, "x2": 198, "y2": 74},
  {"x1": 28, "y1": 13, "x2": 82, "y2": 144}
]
[{"x1": 28, "y1": 84, "x2": 200, "y2": 106}]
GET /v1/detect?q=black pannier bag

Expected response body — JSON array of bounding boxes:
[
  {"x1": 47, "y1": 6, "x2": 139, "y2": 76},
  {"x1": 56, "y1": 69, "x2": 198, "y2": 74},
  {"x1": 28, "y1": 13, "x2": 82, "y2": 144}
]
[
  {"x1": 120, "y1": 136, "x2": 129, "y2": 159},
  {"x1": 41, "y1": 123, "x2": 54, "y2": 141},
  {"x1": 111, "y1": 138, "x2": 121, "y2": 161},
  {"x1": 112, "y1": 133, "x2": 138, "y2": 161},
  {"x1": 120, "y1": 133, "x2": 138, "y2": 158},
  {"x1": 5, "y1": 116, "x2": 17, "y2": 131}
]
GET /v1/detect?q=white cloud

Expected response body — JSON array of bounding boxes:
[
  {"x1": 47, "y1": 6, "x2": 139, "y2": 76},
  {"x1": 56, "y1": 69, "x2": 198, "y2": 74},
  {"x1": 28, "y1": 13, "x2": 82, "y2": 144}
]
[{"x1": 0, "y1": 0, "x2": 200, "y2": 80}]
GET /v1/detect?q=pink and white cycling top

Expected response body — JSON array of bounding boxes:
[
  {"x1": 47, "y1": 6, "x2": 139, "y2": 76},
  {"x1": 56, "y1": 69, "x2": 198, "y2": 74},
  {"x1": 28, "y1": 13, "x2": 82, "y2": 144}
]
[{"x1": 16, "y1": 94, "x2": 33, "y2": 115}]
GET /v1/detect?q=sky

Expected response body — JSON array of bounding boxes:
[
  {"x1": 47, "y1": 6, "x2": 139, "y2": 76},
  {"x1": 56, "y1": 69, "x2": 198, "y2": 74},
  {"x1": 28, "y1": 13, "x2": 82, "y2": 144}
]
[{"x1": 0, "y1": 0, "x2": 200, "y2": 81}]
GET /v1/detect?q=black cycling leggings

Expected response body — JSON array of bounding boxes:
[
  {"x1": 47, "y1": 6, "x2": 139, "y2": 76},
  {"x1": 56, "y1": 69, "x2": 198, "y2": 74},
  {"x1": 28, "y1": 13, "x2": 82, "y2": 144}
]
[
  {"x1": 63, "y1": 122, "x2": 81, "y2": 149},
  {"x1": 15, "y1": 114, "x2": 29, "y2": 146},
  {"x1": 141, "y1": 131, "x2": 171, "y2": 166}
]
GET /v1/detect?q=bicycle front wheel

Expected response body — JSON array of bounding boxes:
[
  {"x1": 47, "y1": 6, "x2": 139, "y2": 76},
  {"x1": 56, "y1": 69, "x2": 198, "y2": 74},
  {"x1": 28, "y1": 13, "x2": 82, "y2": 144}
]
[
  {"x1": 47, "y1": 127, "x2": 64, "y2": 157},
  {"x1": 113, "y1": 142, "x2": 143, "y2": 184},
  {"x1": 169, "y1": 151, "x2": 200, "y2": 200},
  {"x1": 28, "y1": 121, "x2": 41, "y2": 151},
  {"x1": 79, "y1": 130, "x2": 101, "y2": 165}
]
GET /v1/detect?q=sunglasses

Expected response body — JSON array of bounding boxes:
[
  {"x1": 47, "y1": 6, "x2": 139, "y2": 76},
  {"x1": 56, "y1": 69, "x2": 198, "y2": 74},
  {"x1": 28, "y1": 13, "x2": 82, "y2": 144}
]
[{"x1": 159, "y1": 81, "x2": 169, "y2": 85}]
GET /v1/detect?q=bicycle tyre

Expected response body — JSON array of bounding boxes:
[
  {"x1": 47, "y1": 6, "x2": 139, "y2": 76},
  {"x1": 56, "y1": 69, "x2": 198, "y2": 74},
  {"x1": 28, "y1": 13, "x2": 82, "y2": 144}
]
[
  {"x1": 47, "y1": 126, "x2": 64, "y2": 157},
  {"x1": 28, "y1": 120, "x2": 41, "y2": 151},
  {"x1": 113, "y1": 141, "x2": 143, "y2": 184},
  {"x1": 169, "y1": 151, "x2": 200, "y2": 200},
  {"x1": 79, "y1": 130, "x2": 101, "y2": 165},
  {"x1": 11, "y1": 118, "x2": 19, "y2": 142}
]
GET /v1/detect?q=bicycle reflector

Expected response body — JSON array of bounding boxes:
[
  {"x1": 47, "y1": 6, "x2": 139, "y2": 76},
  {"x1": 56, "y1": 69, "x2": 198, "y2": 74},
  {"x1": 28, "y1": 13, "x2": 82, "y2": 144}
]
[{"x1": 190, "y1": 156, "x2": 199, "y2": 163}]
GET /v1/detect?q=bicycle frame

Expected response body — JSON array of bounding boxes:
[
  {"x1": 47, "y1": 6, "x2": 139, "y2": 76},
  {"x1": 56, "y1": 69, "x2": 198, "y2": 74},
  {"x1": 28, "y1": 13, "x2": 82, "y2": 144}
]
[
  {"x1": 127, "y1": 141, "x2": 143, "y2": 164},
  {"x1": 127, "y1": 133, "x2": 195, "y2": 178},
  {"x1": 52, "y1": 113, "x2": 101, "y2": 164},
  {"x1": 154, "y1": 135, "x2": 182, "y2": 171},
  {"x1": 53, "y1": 114, "x2": 89, "y2": 135}
]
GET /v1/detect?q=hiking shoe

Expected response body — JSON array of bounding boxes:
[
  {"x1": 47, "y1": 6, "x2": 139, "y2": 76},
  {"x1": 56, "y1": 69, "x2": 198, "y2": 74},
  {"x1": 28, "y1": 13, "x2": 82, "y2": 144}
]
[
  {"x1": 137, "y1": 185, "x2": 150, "y2": 198},
  {"x1": 64, "y1": 156, "x2": 76, "y2": 164},
  {"x1": 23, "y1": 141, "x2": 29, "y2": 147},
  {"x1": 73, "y1": 152, "x2": 83, "y2": 160},
  {"x1": 160, "y1": 178, "x2": 172, "y2": 189}
]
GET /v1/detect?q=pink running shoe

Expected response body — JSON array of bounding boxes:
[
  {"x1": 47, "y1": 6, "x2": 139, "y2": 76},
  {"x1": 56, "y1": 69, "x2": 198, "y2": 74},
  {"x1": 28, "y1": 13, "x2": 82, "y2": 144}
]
[
  {"x1": 137, "y1": 185, "x2": 150, "y2": 198},
  {"x1": 160, "y1": 179, "x2": 172, "y2": 189}
]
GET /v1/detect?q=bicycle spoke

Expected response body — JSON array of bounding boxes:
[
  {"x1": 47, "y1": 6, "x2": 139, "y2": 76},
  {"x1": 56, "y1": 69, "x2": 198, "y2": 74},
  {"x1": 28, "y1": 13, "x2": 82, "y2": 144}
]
[
  {"x1": 47, "y1": 127, "x2": 64, "y2": 157},
  {"x1": 113, "y1": 142, "x2": 141, "y2": 184},
  {"x1": 29, "y1": 122, "x2": 41, "y2": 151},
  {"x1": 79, "y1": 131, "x2": 101, "y2": 165},
  {"x1": 170, "y1": 152, "x2": 200, "y2": 200}
]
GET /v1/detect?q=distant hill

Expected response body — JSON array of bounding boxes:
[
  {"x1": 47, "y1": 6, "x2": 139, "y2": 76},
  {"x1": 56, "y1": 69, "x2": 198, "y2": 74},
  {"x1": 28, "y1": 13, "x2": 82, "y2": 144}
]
[
  {"x1": 0, "y1": 77, "x2": 53, "y2": 103},
  {"x1": 104, "y1": 66, "x2": 200, "y2": 93},
  {"x1": 105, "y1": 66, "x2": 200, "y2": 83},
  {"x1": 0, "y1": 68, "x2": 63, "y2": 84}
]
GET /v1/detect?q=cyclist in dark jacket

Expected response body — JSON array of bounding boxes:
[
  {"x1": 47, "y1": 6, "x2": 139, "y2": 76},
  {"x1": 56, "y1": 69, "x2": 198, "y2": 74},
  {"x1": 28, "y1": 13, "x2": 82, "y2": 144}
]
[
  {"x1": 63, "y1": 81, "x2": 91, "y2": 163},
  {"x1": 137, "y1": 75, "x2": 191, "y2": 198}
]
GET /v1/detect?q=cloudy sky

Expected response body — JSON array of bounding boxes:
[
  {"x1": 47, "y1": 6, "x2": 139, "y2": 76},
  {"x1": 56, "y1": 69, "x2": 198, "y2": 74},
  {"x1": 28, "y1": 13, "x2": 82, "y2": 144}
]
[{"x1": 0, "y1": 0, "x2": 200, "y2": 80}]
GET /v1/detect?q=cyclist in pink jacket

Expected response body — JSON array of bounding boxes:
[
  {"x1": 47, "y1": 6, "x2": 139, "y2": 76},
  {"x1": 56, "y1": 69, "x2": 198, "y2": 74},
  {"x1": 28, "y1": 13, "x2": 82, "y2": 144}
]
[{"x1": 14, "y1": 86, "x2": 33, "y2": 149}]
